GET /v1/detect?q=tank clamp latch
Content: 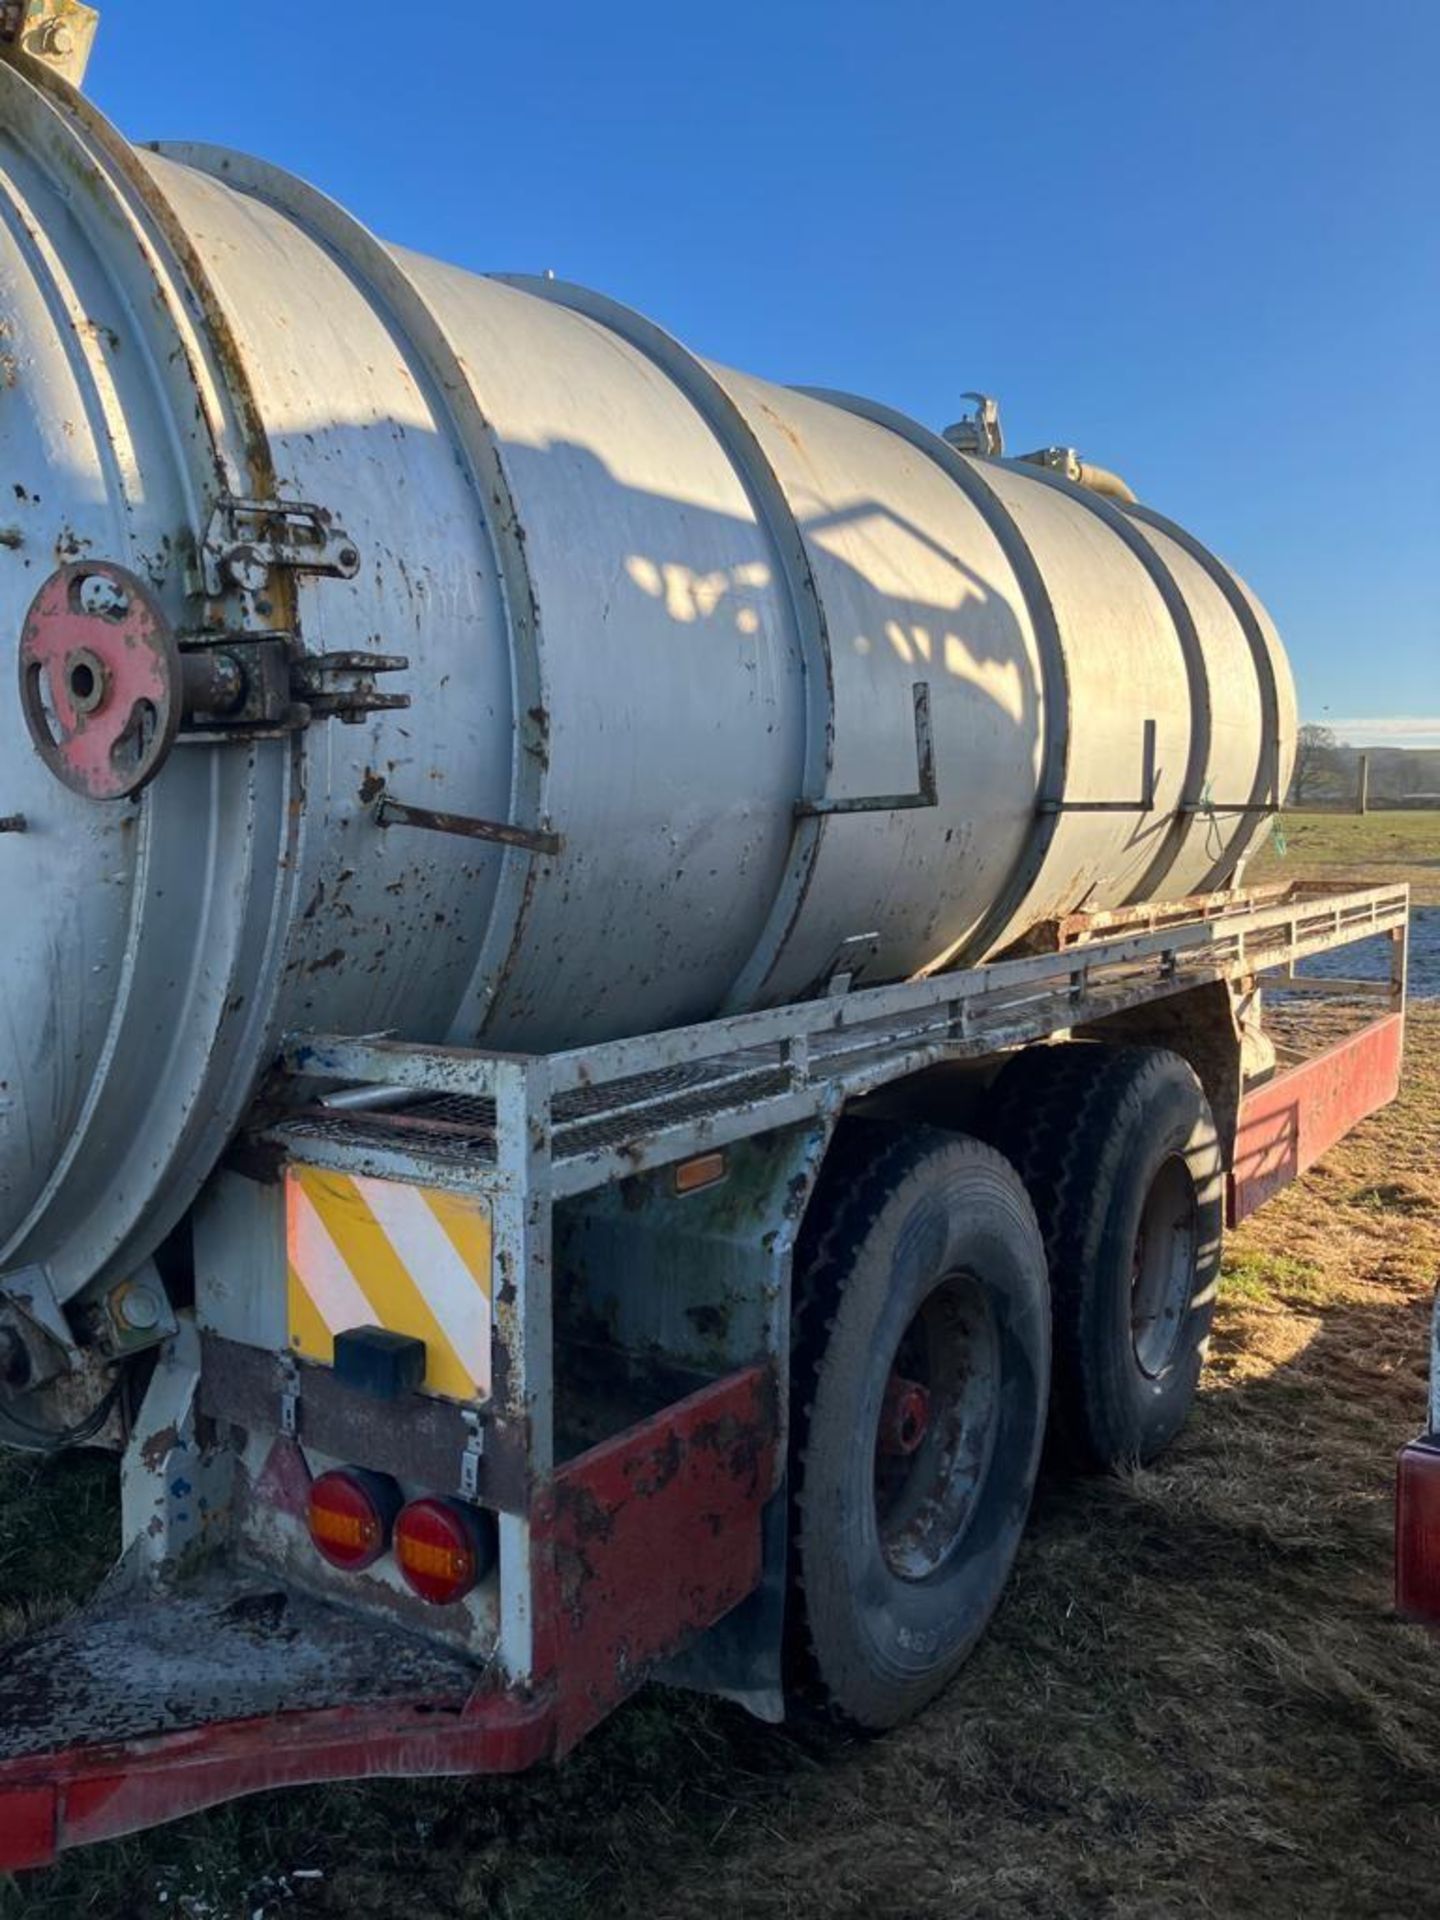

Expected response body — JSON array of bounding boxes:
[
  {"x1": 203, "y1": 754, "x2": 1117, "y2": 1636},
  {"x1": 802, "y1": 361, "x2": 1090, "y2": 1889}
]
[
  {"x1": 180, "y1": 637, "x2": 411, "y2": 734},
  {"x1": 203, "y1": 497, "x2": 363, "y2": 597}
]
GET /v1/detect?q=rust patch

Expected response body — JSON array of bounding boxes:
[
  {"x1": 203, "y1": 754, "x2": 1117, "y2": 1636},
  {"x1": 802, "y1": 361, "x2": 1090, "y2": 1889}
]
[
  {"x1": 623, "y1": 1427, "x2": 683, "y2": 1498},
  {"x1": 139, "y1": 1421, "x2": 181, "y2": 1474},
  {"x1": 536, "y1": 1365, "x2": 777, "y2": 1753}
]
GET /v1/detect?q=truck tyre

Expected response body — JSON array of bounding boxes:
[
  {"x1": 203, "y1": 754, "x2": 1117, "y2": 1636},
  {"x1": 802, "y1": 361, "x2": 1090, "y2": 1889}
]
[
  {"x1": 983, "y1": 1044, "x2": 1223, "y2": 1471},
  {"x1": 788, "y1": 1124, "x2": 1050, "y2": 1730}
]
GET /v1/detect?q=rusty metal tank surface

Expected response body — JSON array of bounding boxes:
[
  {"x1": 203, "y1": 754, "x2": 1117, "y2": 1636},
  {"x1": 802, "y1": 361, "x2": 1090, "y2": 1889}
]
[{"x1": 0, "y1": 59, "x2": 1296, "y2": 1302}]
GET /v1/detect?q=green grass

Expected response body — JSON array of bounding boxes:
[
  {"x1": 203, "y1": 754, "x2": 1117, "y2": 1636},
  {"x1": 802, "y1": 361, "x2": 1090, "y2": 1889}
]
[
  {"x1": 0, "y1": 1449, "x2": 116, "y2": 1648},
  {"x1": 1248, "y1": 807, "x2": 1440, "y2": 905},
  {"x1": 1220, "y1": 1250, "x2": 1326, "y2": 1304}
]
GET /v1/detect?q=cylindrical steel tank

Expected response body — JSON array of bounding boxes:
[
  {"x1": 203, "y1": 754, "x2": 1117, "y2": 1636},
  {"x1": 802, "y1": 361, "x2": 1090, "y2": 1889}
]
[{"x1": 0, "y1": 59, "x2": 1295, "y2": 1302}]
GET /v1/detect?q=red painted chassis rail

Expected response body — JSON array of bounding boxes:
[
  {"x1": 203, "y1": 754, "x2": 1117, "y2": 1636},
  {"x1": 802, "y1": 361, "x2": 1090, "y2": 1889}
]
[
  {"x1": 1227, "y1": 1011, "x2": 1404, "y2": 1225},
  {"x1": 0, "y1": 1693, "x2": 551, "y2": 1874}
]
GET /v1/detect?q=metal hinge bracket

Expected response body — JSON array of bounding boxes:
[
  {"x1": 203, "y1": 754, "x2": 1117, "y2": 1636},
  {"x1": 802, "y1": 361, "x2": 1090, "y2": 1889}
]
[
  {"x1": 797, "y1": 683, "x2": 937, "y2": 818},
  {"x1": 178, "y1": 636, "x2": 409, "y2": 736},
  {"x1": 289, "y1": 650, "x2": 411, "y2": 724},
  {"x1": 278, "y1": 1354, "x2": 301, "y2": 1439},
  {"x1": 203, "y1": 497, "x2": 363, "y2": 597},
  {"x1": 459, "y1": 1409, "x2": 486, "y2": 1501}
]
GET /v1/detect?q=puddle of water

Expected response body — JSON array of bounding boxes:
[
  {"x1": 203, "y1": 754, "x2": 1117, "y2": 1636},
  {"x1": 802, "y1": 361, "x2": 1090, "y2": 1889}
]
[{"x1": 1292, "y1": 906, "x2": 1439, "y2": 1001}]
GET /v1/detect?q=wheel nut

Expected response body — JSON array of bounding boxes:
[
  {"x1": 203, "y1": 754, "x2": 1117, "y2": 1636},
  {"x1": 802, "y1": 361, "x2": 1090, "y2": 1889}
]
[{"x1": 114, "y1": 1283, "x2": 164, "y2": 1333}]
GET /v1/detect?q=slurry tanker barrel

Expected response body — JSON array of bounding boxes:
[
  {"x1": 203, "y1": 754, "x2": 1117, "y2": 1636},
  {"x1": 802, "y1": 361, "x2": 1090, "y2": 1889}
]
[{"x1": 0, "y1": 52, "x2": 1295, "y2": 1304}]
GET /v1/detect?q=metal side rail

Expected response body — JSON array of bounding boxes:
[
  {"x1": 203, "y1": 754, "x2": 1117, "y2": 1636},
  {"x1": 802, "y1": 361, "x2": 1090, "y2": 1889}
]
[{"x1": 269, "y1": 883, "x2": 1409, "y2": 1199}]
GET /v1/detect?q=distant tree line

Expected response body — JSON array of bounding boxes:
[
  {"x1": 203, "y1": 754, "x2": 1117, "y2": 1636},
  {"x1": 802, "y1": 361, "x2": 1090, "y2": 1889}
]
[{"x1": 1288, "y1": 726, "x2": 1440, "y2": 807}]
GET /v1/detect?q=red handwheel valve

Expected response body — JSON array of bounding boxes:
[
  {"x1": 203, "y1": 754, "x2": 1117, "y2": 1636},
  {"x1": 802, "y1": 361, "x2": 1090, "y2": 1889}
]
[{"x1": 18, "y1": 560, "x2": 181, "y2": 799}]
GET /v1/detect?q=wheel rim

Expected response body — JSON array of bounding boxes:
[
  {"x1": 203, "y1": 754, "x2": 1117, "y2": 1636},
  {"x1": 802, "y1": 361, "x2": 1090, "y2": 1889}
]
[
  {"x1": 1131, "y1": 1153, "x2": 1199, "y2": 1378},
  {"x1": 873, "y1": 1273, "x2": 1000, "y2": 1581}
]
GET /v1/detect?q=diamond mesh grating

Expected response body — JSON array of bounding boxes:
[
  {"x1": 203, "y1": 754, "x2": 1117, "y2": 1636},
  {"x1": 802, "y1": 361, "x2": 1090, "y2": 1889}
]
[{"x1": 277, "y1": 1056, "x2": 793, "y2": 1172}]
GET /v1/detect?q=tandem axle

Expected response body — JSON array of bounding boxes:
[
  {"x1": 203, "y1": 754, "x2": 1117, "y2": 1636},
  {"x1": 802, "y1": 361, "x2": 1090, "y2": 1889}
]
[{"x1": 0, "y1": 880, "x2": 1409, "y2": 1869}]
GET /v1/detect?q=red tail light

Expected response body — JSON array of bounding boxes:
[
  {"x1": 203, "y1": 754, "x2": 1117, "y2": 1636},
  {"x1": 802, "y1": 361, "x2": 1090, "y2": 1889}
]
[
  {"x1": 1396, "y1": 1439, "x2": 1440, "y2": 1624},
  {"x1": 308, "y1": 1468, "x2": 400, "y2": 1572},
  {"x1": 394, "y1": 1497, "x2": 495, "y2": 1606}
]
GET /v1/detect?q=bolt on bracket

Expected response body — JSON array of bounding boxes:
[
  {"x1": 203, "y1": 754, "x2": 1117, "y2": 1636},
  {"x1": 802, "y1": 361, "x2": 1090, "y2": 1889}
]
[
  {"x1": 202, "y1": 498, "x2": 363, "y2": 598},
  {"x1": 0, "y1": 1, "x2": 99, "y2": 87}
]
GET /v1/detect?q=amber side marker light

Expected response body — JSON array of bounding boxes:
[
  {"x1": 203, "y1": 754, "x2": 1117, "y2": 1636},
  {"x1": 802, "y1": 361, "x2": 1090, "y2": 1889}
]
[
  {"x1": 1396, "y1": 1440, "x2": 1440, "y2": 1625},
  {"x1": 395, "y1": 1497, "x2": 498, "y2": 1606},
  {"x1": 673, "y1": 1149, "x2": 728, "y2": 1196},
  {"x1": 308, "y1": 1467, "x2": 401, "y2": 1572}
]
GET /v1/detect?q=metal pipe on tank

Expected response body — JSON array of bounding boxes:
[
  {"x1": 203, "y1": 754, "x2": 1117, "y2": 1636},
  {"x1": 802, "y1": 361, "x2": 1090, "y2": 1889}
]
[{"x1": 1017, "y1": 446, "x2": 1140, "y2": 504}]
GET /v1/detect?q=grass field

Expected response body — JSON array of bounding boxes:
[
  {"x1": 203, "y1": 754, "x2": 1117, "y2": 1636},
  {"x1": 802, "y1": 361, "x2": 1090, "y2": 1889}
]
[
  {"x1": 1248, "y1": 805, "x2": 1440, "y2": 905},
  {"x1": 3, "y1": 815, "x2": 1439, "y2": 1919}
]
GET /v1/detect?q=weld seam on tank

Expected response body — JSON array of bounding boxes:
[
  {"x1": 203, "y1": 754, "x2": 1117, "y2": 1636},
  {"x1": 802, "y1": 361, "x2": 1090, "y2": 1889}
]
[
  {"x1": 1121, "y1": 501, "x2": 1286, "y2": 888},
  {"x1": 495, "y1": 276, "x2": 834, "y2": 1016},
  {"x1": 65, "y1": 104, "x2": 279, "y2": 506},
  {"x1": 995, "y1": 454, "x2": 1212, "y2": 910},
  {"x1": 799, "y1": 388, "x2": 1073, "y2": 969},
  {"x1": 157, "y1": 142, "x2": 552, "y2": 1045}
]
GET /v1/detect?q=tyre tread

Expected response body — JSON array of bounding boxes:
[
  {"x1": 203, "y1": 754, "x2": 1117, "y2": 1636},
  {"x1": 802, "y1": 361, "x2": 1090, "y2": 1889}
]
[
  {"x1": 786, "y1": 1122, "x2": 1040, "y2": 1723},
  {"x1": 982, "y1": 1042, "x2": 1219, "y2": 1469}
]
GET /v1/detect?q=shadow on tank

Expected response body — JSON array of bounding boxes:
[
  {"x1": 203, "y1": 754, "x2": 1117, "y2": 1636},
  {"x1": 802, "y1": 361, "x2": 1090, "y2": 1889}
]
[{"x1": 257, "y1": 418, "x2": 1191, "y2": 1052}]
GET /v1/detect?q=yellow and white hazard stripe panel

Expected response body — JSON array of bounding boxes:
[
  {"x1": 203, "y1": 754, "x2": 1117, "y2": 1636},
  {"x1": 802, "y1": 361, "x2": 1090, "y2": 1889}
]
[{"x1": 285, "y1": 1168, "x2": 493, "y2": 1402}]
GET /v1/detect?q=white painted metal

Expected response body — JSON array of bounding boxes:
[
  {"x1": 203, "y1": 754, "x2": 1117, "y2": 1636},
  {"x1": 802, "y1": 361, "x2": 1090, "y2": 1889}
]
[
  {"x1": 275, "y1": 883, "x2": 1408, "y2": 1204},
  {"x1": 0, "y1": 59, "x2": 1296, "y2": 1302}
]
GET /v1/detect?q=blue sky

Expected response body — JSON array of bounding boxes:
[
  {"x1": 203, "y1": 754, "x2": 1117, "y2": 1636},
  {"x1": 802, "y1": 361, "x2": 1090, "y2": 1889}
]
[{"x1": 88, "y1": 1, "x2": 1438, "y2": 745}]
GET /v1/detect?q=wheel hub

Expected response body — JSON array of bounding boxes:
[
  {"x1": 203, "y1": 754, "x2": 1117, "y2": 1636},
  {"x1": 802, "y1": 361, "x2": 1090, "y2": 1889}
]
[
  {"x1": 879, "y1": 1374, "x2": 932, "y2": 1455},
  {"x1": 872, "y1": 1273, "x2": 1001, "y2": 1582},
  {"x1": 1130, "y1": 1152, "x2": 1200, "y2": 1378}
]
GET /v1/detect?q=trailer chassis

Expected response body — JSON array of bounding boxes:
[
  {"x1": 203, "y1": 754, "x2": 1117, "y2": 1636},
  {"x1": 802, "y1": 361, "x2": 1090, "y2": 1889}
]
[{"x1": 0, "y1": 881, "x2": 1409, "y2": 1869}]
